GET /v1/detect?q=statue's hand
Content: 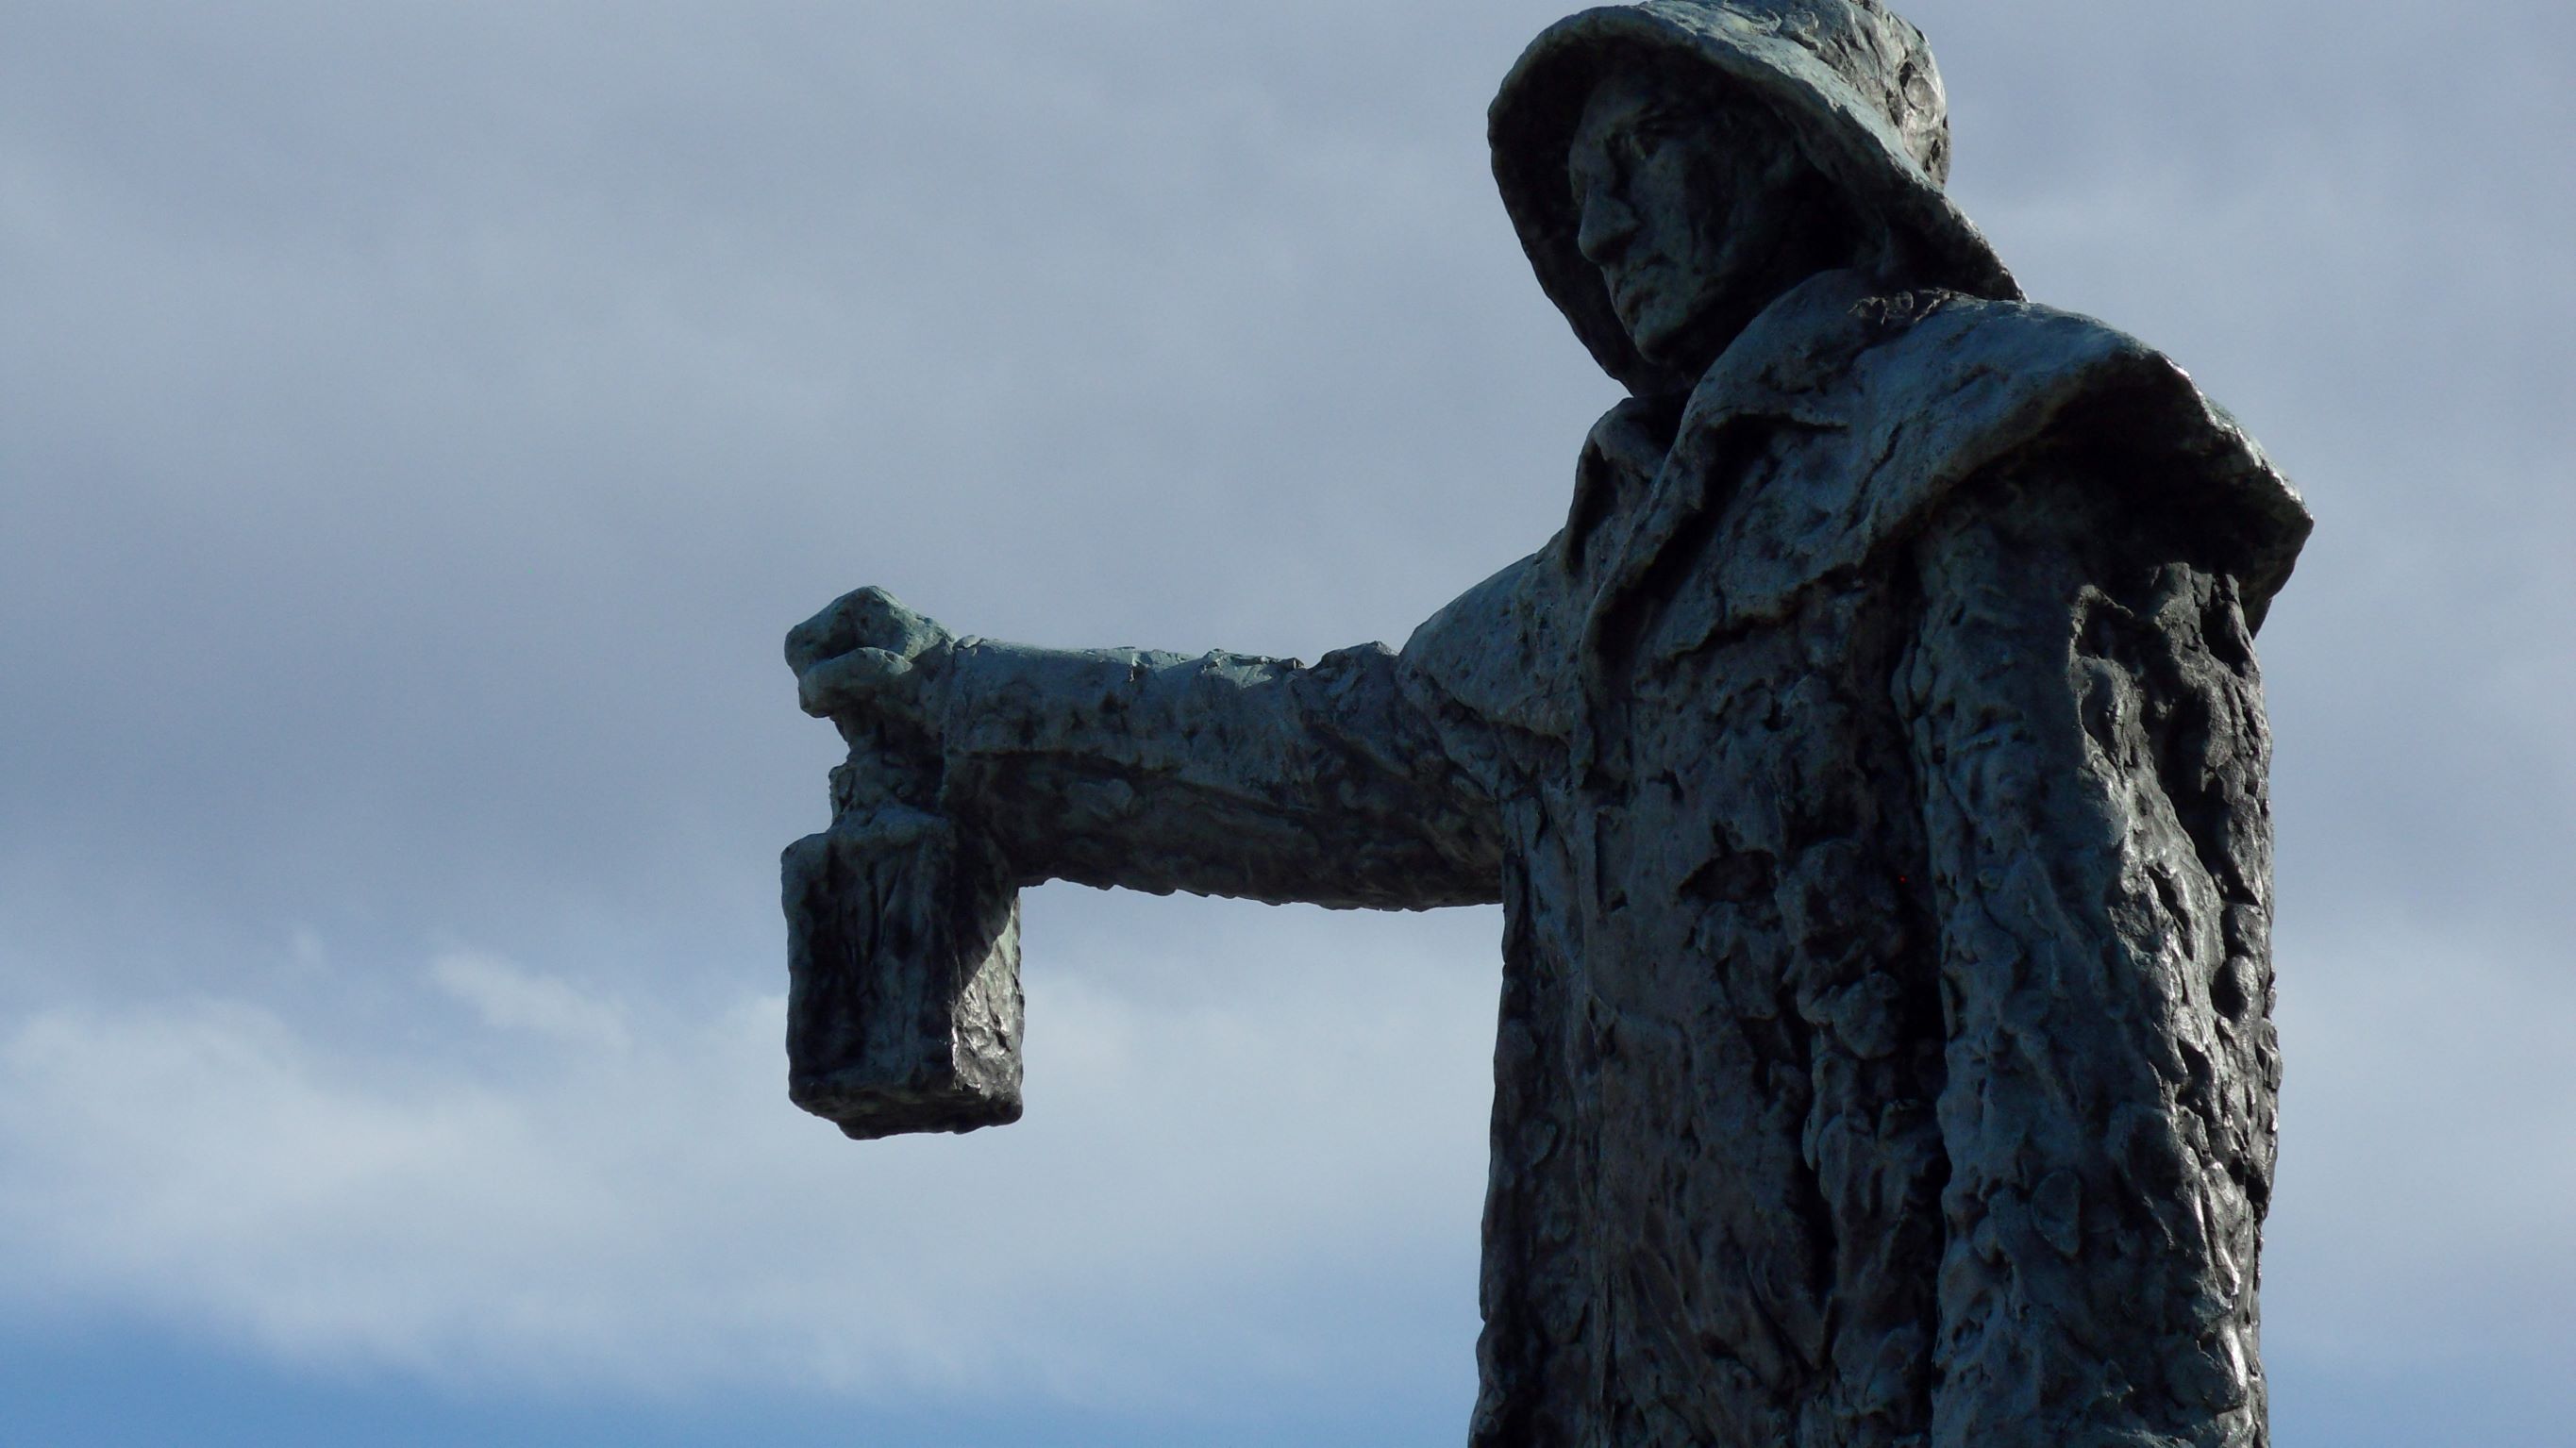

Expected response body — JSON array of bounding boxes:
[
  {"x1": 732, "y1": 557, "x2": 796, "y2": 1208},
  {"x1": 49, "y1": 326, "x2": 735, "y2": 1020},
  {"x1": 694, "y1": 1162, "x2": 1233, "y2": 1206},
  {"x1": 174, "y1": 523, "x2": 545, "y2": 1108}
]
[{"x1": 786, "y1": 586, "x2": 957, "y2": 729}]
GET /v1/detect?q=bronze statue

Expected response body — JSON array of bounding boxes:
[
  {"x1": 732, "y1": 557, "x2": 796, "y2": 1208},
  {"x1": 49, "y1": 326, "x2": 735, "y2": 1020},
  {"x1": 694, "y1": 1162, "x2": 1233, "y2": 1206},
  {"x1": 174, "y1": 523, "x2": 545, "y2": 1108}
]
[{"x1": 784, "y1": 4, "x2": 2311, "y2": 1443}]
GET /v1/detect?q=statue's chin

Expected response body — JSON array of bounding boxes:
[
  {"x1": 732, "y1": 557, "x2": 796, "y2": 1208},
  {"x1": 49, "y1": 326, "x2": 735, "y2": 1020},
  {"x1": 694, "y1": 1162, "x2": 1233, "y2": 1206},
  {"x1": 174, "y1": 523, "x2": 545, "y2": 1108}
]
[
  {"x1": 1615, "y1": 273, "x2": 1755, "y2": 378},
  {"x1": 1628, "y1": 272, "x2": 1809, "y2": 379},
  {"x1": 1621, "y1": 307, "x2": 1690, "y2": 364},
  {"x1": 1628, "y1": 308, "x2": 1732, "y2": 379},
  {"x1": 1631, "y1": 330, "x2": 1690, "y2": 370}
]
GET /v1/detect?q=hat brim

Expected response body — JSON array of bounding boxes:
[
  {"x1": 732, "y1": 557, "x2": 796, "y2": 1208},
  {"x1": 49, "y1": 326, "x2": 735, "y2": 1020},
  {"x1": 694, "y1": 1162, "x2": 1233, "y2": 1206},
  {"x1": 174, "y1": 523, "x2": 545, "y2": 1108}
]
[{"x1": 1490, "y1": 3, "x2": 2019, "y2": 396}]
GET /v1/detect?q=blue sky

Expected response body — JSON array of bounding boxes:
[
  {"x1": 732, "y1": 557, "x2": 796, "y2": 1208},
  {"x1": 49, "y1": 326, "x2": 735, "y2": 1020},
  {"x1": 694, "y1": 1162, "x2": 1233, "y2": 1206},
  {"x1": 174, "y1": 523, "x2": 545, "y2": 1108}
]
[{"x1": 4, "y1": 0, "x2": 2570, "y2": 1442}]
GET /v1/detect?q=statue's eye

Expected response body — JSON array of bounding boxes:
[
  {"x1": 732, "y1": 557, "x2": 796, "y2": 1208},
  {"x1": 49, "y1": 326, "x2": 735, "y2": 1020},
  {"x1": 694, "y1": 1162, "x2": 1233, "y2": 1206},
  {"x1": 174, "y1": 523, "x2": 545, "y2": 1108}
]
[
  {"x1": 1625, "y1": 110, "x2": 1697, "y2": 166},
  {"x1": 1568, "y1": 153, "x2": 1608, "y2": 199}
]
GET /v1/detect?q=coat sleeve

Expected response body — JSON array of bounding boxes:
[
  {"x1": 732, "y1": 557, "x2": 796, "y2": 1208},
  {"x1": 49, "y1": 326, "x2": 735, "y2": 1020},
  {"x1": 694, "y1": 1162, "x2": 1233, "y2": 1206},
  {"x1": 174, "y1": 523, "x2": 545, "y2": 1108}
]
[
  {"x1": 1899, "y1": 461, "x2": 2283, "y2": 1447},
  {"x1": 927, "y1": 589, "x2": 1519, "y2": 910}
]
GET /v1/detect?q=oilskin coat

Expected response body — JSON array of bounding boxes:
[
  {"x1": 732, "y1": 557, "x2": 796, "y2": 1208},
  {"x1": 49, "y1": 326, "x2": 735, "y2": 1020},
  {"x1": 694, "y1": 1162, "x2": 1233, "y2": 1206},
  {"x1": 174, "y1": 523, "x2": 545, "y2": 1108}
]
[{"x1": 933, "y1": 268, "x2": 2310, "y2": 1448}]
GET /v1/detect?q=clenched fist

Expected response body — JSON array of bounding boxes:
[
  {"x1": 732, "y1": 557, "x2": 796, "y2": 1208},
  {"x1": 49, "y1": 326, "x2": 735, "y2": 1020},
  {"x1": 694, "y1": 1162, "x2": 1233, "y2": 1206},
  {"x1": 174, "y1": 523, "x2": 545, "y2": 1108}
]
[{"x1": 785, "y1": 586, "x2": 957, "y2": 732}]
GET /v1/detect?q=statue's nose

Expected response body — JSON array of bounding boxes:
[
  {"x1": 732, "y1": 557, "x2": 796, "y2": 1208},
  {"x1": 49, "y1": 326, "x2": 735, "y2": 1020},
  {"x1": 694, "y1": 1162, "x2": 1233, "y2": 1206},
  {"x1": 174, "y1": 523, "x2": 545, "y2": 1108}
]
[{"x1": 1576, "y1": 186, "x2": 1638, "y2": 265}]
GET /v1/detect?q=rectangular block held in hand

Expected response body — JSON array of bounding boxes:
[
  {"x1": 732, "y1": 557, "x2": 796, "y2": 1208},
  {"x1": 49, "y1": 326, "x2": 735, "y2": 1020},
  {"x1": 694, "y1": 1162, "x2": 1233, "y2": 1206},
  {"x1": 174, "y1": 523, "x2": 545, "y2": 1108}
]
[{"x1": 781, "y1": 808, "x2": 1023, "y2": 1140}]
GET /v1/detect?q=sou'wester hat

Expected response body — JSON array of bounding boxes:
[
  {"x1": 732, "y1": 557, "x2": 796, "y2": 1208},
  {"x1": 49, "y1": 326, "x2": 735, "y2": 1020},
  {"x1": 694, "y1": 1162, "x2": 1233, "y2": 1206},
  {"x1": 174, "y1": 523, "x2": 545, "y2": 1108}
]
[{"x1": 1492, "y1": 0, "x2": 2021, "y2": 396}]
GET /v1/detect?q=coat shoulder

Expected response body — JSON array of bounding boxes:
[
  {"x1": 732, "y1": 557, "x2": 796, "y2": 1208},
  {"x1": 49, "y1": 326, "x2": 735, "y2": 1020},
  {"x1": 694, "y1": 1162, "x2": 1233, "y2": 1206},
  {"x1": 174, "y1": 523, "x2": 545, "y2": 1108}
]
[
  {"x1": 1708, "y1": 291, "x2": 2315, "y2": 632},
  {"x1": 1403, "y1": 548, "x2": 1580, "y2": 742}
]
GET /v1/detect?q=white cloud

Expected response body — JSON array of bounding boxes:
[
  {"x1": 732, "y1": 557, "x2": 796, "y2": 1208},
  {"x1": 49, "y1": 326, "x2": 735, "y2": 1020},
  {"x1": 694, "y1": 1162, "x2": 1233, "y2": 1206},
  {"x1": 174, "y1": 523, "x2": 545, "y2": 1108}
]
[
  {"x1": 429, "y1": 949, "x2": 629, "y2": 1050},
  {"x1": 0, "y1": 897, "x2": 1496, "y2": 1409}
]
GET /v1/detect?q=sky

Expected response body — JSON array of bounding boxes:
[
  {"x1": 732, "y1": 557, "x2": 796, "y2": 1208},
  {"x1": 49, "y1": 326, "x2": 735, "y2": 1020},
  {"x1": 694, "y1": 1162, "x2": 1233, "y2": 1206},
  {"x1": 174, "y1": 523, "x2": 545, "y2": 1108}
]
[{"x1": 3, "y1": 1, "x2": 2570, "y2": 1443}]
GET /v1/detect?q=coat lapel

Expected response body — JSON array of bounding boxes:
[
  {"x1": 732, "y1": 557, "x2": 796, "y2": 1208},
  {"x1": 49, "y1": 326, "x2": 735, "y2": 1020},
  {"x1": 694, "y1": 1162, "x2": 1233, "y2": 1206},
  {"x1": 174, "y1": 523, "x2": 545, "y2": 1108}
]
[{"x1": 1570, "y1": 269, "x2": 1882, "y2": 787}]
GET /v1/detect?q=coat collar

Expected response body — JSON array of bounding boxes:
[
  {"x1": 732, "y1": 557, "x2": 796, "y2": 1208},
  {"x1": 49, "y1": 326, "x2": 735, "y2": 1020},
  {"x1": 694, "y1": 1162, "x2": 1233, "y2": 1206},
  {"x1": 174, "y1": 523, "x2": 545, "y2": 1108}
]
[
  {"x1": 1559, "y1": 268, "x2": 1931, "y2": 577},
  {"x1": 1564, "y1": 268, "x2": 1906, "y2": 784}
]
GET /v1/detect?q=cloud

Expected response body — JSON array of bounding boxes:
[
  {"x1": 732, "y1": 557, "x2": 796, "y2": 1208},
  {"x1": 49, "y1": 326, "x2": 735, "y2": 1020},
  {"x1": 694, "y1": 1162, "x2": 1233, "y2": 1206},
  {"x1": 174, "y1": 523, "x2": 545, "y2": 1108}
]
[
  {"x1": 428, "y1": 951, "x2": 629, "y2": 1050},
  {"x1": 0, "y1": 897, "x2": 1497, "y2": 1411}
]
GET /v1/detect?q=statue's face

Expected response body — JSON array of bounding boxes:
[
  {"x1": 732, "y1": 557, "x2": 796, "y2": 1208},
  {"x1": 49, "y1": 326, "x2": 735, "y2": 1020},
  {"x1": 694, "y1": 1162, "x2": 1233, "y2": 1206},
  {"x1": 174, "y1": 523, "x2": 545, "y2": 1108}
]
[{"x1": 1569, "y1": 70, "x2": 1849, "y2": 374}]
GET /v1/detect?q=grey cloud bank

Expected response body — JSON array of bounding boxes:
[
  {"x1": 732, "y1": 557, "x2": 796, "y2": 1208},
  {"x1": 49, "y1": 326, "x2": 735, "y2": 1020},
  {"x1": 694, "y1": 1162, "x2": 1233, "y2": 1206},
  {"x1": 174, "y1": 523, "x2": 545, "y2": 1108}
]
[{"x1": 2, "y1": 0, "x2": 2569, "y2": 1441}]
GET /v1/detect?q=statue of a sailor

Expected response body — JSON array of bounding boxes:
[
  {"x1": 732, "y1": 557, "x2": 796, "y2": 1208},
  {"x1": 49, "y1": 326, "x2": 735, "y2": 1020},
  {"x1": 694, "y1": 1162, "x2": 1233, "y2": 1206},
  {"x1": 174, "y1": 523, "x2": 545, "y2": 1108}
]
[{"x1": 782, "y1": 4, "x2": 2313, "y2": 1444}]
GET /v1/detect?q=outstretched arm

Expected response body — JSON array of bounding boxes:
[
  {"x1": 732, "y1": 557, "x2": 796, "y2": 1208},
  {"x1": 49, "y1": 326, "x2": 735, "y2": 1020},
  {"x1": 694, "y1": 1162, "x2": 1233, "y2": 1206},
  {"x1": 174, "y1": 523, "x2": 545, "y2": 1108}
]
[
  {"x1": 1902, "y1": 463, "x2": 2279, "y2": 1448},
  {"x1": 937, "y1": 637, "x2": 1503, "y2": 907},
  {"x1": 790, "y1": 588, "x2": 1507, "y2": 911}
]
